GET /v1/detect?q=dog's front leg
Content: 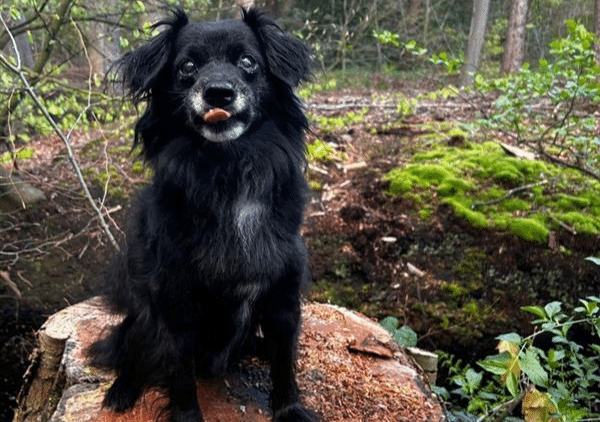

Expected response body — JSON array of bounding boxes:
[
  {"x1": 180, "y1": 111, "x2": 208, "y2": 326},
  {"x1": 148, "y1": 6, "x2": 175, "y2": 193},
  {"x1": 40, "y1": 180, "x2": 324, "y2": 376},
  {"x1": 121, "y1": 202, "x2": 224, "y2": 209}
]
[
  {"x1": 167, "y1": 334, "x2": 204, "y2": 422},
  {"x1": 262, "y1": 295, "x2": 320, "y2": 422}
]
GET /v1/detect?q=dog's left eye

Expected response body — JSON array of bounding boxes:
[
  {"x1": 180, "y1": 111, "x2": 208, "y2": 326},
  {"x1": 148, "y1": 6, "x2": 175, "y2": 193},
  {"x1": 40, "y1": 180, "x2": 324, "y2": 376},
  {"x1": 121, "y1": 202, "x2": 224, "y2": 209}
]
[
  {"x1": 179, "y1": 60, "x2": 197, "y2": 77},
  {"x1": 238, "y1": 55, "x2": 258, "y2": 73}
]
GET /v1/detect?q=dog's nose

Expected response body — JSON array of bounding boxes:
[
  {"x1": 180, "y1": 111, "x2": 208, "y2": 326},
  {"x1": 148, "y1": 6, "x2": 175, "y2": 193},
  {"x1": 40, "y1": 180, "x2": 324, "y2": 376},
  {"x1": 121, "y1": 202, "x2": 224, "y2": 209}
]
[{"x1": 203, "y1": 83, "x2": 236, "y2": 108}]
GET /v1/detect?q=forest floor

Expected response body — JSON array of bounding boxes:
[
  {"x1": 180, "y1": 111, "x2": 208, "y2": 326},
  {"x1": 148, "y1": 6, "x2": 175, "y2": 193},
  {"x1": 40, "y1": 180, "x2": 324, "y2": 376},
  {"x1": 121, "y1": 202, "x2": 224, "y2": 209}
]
[{"x1": 1, "y1": 78, "x2": 599, "y2": 421}]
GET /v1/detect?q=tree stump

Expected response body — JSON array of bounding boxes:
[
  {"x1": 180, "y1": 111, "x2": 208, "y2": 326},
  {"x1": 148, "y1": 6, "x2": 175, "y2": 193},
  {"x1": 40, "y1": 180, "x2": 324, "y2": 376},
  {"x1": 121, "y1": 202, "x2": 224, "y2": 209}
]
[{"x1": 13, "y1": 299, "x2": 443, "y2": 422}]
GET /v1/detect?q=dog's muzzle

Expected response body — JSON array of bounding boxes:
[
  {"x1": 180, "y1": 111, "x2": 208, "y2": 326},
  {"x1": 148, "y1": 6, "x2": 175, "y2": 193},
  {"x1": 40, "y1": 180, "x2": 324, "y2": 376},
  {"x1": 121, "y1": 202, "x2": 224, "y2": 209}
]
[{"x1": 188, "y1": 80, "x2": 254, "y2": 143}]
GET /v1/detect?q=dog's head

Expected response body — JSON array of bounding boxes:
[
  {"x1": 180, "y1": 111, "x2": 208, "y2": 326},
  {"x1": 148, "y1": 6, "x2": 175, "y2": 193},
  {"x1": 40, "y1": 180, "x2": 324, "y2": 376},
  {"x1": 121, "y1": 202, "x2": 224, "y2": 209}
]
[{"x1": 118, "y1": 9, "x2": 311, "y2": 157}]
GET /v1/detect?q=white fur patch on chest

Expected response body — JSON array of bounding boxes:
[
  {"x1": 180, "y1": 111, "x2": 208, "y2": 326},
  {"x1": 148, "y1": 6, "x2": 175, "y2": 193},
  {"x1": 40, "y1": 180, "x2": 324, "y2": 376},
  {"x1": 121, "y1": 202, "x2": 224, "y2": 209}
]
[{"x1": 234, "y1": 201, "x2": 265, "y2": 251}]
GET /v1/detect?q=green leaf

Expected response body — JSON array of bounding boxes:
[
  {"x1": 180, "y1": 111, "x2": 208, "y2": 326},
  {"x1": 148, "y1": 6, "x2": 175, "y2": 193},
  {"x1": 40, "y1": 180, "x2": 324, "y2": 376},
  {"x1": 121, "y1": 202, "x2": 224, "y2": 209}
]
[
  {"x1": 478, "y1": 351, "x2": 513, "y2": 375},
  {"x1": 547, "y1": 349, "x2": 566, "y2": 365},
  {"x1": 496, "y1": 333, "x2": 522, "y2": 344},
  {"x1": 521, "y1": 305, "x2": 548, "y2": 320},
  {"x1": 544, "y1": 301, "x2": 562, "y2": 319},
  {"x1": 506, "y1": 371, "x2": 520, "y2": 397},
  {"x1": 134, "y1": 1, "x2": 146, "y2": 12},
  {"x1": 379, "y1": 316, "x2": 399, "y2": 333},
  {"x1": 9, "y1": 7, "x2": 22, "y2": 20},
  {"x1": 520, "y1": 349, "x2": 548, "y2": 387},
  {"x1": 566, "y1": 19, "x2": 578, "y2": 33},
  {"x1": 585, "y1": 256, "x2": 600, "y2": 266},
  {"x1": 393, "y1": 325, "x2": 418, "y2": 347},
  {"x1": 464, "y1": 368, "x2": 482, "y2": 392}
]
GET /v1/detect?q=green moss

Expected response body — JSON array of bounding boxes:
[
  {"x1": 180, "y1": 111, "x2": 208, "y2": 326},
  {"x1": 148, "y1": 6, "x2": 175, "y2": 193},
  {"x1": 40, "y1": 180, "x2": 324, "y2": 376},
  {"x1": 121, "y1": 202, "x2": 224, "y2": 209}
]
[
  {"x1": 413, "y1": 150, "x2": 447, "y2": 161},
  {"x1": 462, "y1": 301, "x2": 482, "y2": 320},
  {"x1": 444, "y1": 197, "x2": 490, "y2": 228},
  {"x1": 557, "y1": 212, "x2": 600, "y2": 234},
  {"x1": 441, "y1": 281, "x2": 469, "y2": 297},
  {"x1": 309, "y1": 278, "x2": 371, "y2": 310},
  {"x1": 418, "y1": 208, "x2": 433, "y2": 220},
  {"x1": 307, "y1": 139, "x2": 347, "y2": 162},
  {"x1": 556, "y1": 194, "x2": 591, "y2": 211},
  {"x1": 507, "y1": 218, "x2": 549, "y2": 243},
  {"x1": 384, "y1": 169, "x2": 416, "y2": 195},
  {"x1": 131, "y1": 161, "x2": 145, "y2": 174},
  {"x1": 408, "y1": 164, "x2": 453, "y2": 184},
  {"x1": 309, "y1": 180, "x2": 323, "y2": 191},
  {"x1": 501, "y1": 198, "x2": 530, "y2": 212},
  {"x1": 491, "y1": 162, "x2": 524, "y2": 185},
  {"x1": 481, "y1": 187, "x2": 506, "y2": 200},
  {"x1": 492, "y1": 213, "x2": 510, "y2": 229},
  {"x1": 310, "y1": 108, "x2": 368, "y2": 133},
  {"x1": 454, "y1": 248, "x2": 487, "y2": 281},
  {"x1": 381, "y1": 125, "x2": 600, "y2": 243},
  {"x1": 437, "y1": 177, "x2": 475, "y2": 197}
]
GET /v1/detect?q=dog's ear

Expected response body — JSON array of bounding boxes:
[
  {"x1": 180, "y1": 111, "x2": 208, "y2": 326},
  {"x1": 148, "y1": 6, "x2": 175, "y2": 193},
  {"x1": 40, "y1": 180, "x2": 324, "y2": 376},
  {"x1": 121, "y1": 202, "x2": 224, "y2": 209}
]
[
  {"x1": 242, "y1": 9, "x2": 311, "y2": 87},
  {"x1": 117, "y1": 9, "x2": 188, "y2": 101}
]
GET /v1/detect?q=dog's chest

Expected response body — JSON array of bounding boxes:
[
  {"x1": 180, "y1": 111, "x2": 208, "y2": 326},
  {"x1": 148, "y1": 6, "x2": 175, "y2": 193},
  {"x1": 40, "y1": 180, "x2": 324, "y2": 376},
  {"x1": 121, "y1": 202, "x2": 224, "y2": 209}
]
[{"x1": 233, "y1": 200, "x2": 266, "y2": 252}]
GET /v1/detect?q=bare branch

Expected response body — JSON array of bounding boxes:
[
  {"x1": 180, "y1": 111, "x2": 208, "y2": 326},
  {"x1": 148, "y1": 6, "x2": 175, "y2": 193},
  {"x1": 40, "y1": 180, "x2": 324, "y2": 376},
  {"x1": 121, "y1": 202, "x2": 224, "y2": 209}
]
[{"x1": 0, "y1": 15, "x2": 120, "y2": 251}]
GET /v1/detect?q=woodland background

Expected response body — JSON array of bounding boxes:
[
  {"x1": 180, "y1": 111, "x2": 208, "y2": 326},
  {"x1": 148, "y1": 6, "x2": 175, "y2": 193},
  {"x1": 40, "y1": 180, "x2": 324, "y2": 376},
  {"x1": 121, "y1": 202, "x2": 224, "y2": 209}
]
[{"x1": 2, "y1": 1, "x2": 600, "y2": 421}]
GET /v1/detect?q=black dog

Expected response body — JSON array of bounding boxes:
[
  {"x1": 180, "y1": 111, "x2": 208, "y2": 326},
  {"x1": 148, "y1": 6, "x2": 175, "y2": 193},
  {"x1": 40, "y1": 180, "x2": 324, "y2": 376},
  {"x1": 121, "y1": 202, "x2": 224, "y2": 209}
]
[{"x1": 88, "y1": 8, "x2": 318, "y2": 422}]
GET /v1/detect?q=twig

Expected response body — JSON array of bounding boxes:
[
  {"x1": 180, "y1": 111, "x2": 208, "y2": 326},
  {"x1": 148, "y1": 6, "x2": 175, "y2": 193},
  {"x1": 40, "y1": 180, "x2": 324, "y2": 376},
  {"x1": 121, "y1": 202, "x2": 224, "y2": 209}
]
[
  {"x1": 476, "y1": 387, "x2": 527, "y2": 422},
  {"x1": 538, "y1": 149, "x2": 600, "y2": 181},
  {"x1": 0, "y1": 15, "x2": 120, "y2": 251},
  {"x1": 471, "y1": 180, "x2": 548, "y2": 209},
  {"x1": 546, "y1": 213, "x2": 577, "y2": 235}
]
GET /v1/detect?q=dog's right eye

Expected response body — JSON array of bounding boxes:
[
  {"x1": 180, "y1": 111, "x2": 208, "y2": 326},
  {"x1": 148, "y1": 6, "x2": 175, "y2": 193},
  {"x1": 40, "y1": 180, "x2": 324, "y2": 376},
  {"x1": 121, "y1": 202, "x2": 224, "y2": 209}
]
[{"x1": 179, "y1": 61, "x2": 197, "y2": 77}]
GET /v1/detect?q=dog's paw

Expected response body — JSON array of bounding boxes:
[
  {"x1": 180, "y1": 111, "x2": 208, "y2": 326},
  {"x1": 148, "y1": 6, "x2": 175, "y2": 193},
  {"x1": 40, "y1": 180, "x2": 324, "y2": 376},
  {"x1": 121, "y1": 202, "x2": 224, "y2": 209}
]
[
  {"x1": 273, "y1": 404, "x2": 320, "y2": 422},
  {"x1": 103, "y1": 378, "x2": 140, "y2": 412}
]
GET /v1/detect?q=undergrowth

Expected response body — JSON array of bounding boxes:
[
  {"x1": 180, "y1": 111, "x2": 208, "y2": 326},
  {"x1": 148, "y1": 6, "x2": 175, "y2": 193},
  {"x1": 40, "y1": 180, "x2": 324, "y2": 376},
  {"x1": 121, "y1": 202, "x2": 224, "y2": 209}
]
[{"x1": 428, "y1": 295, "x2": 600, "y2": 422}]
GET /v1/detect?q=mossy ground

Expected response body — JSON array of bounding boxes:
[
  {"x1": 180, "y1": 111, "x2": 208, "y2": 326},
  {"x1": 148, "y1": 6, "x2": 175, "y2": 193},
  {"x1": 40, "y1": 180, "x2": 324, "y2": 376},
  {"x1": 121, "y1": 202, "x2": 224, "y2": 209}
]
[
  {"x1": 300, "y1": 79, "x2": 600, "y2": 363},
  {"x1": 383, "y1": 138, "x2": 600, "y2": 241}
]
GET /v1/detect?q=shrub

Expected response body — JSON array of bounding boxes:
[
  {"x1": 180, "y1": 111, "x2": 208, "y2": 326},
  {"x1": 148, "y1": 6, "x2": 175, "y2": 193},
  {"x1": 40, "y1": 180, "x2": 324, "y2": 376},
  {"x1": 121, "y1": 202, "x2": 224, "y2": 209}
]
[{"x1": 435, "y1": 296, "x2": 600, "y2": 422}]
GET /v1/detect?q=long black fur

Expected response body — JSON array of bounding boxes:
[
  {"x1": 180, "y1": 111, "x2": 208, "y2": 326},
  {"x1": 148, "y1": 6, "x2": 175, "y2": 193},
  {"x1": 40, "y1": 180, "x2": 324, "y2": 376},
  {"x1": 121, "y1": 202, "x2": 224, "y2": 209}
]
[{"x1": 88, "y1": 8, "x2": 318, "y2": 422}]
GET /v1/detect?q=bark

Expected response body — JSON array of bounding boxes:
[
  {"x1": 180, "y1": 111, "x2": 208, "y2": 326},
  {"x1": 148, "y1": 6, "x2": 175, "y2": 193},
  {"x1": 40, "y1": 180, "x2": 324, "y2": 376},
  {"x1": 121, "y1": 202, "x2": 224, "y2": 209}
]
[
  {"x1": 6, "y1": 17, "x2": 35, "y2": 69},
  {"x1": 12, "y1": 331, "x2": 67, "y2": 422},
  {"x1": 88, "y1": 1, "x2": 121, "y2": 78},
  {"x1": 460, "y1": 0, "x2": 491, "y2": 86},
  {"x1": 406, "y1": 0, "x2": 423, "y2": 38},
  {"x1": 502, "y1": 0, "x2": 529, "y2": 73}
]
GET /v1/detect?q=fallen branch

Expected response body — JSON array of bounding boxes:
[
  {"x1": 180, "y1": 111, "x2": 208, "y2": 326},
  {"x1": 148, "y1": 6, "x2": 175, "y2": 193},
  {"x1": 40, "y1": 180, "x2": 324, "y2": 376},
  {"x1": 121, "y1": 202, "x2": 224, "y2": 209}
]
[
  {"x1": 0, "y1": 15, "x2": 119, "y2": 251},
  {"x1": 538, "y1": 149, "x2": 600, "y2": 182},
  {"x1": 471, "y1": 180, "x2": 548, "y2": 209}
]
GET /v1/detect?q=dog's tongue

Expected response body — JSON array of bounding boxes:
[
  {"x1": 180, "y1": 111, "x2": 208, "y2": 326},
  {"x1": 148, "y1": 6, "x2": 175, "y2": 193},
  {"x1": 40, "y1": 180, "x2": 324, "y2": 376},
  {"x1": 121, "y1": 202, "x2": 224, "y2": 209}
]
[{"x1": 203, "y1": 108, "x2": 231, "y2": 123}]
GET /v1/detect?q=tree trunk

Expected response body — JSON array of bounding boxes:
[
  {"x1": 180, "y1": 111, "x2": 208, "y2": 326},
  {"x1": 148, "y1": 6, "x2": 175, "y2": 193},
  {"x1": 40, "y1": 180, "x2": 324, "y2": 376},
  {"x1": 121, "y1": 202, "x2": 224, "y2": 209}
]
[
  {"x1": 7, "y1": 17, "x2": 35, "y2": 69},
  {"x1": 594, "y1": 0, "x2": 600, "y2": 63},
  {"x1": 406, "y1": 0, "x2": 423, "y2": 39},
  {"x1": 460, "y1": 0, "x2": 491, "y2": 87},
  {"x1": 502, "y1": 0, "x2": 529, "y2": 73},
  {"x1": 88, "y1": 4, "x2": 120, "y2": 78}
]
